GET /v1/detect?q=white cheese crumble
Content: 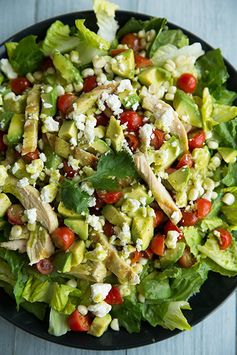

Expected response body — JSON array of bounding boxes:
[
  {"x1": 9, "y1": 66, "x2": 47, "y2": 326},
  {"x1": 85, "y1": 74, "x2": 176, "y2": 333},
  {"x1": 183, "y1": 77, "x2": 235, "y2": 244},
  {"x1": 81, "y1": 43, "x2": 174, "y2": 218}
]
[
  {"x1": 139, "y1": 123, "x2": 153, "y2": 148},
  {"x1": 43, "y1": 102, "x2": 53, "y2": 109},
  {"x1": 0, "y1": 59, "x2": 17, "y2": 79},
  {"x1": 70, "y1": 137, "x2": 77, "y2": 147},
  {"x1": 17, "y1": 177, "x2": 29, "y2": 188},
  {"x1": 73, "y1": 112, "x2": 86, "y2": 130},
  {"x1": 56, "y1": 85, "x2": 65, "y2": 96},
  {"x1": 44, "y1": 116, "x2": 59, "y2": 132},
  {"x1": 117, "y1": 79, "x2": 133, "y2": 93},
  {"x1": 24, "y1": 208, "x2": 37, "y2": 225},
  {"x1": 84, "y1": 116, "x2": 97, "y2": 144},
  {"x1": 12, "y1": 162, "x2": 20, "y2": 174},
  {"x1": 87, "y1": 214, "x2": 105, "y2": 232},
  {"x1": 88, "y1": 302, "x2": 112, "y2": 318},
  {"x1": 67, "y1": 155, "x2": 79, "y2": 171},
  {"x1": 136, "y1": 238, "x2": 143, "y2": 252},
  {"x1": 81, "y1": 182, "x2": 94, "y2": 196},
  {"x1": 91, "y1": 283, "x2": 112, "y2": 303},
  {"x1": 171, "y1": 211, "x2": 181, "y2": 224},
  {"x1": 39, "y1": 152, "x2": 47, "y2": 162},
  {"x1": 98, "y1": 92, "x2": 122, "y2": 116},
  {"x1": 165, "y1": 230, "x2": 179, "y2": 249},
  {"x1": 15, "y1": 144, "x2": 22, "y2": 153},
  {"x1": 115, "y1": 223, "x2": 131, "y2": 246}
]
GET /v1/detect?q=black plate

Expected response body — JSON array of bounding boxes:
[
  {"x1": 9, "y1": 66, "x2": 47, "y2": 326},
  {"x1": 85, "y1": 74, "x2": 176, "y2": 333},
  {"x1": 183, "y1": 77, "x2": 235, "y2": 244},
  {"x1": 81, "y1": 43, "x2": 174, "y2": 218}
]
[{"x1": 0, "y1": 10, "x2": 237, "y2": 351}]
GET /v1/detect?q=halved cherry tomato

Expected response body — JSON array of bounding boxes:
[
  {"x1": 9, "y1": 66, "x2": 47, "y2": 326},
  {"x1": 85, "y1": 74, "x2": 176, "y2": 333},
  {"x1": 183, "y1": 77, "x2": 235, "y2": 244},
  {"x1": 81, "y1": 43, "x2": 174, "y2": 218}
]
[
  {"x1": 154, "y1": 210, "x2": 166, "y2": 228},
  {"x1": 95, "y1": 113, "x2": 109, "y2": 126},
  {"x1": 110, "y1": 48, "x2": 126, "y2": 57},
  {"x1": 121, "y1": 33, "x2": 140, "y2": 51},
  {"x1": 180, "y1": 211, "x2": 198, "y2": 226},
  {"x1": 96, "y1": 191, "x2": 123, "y2": 204},
  {"x1": 36, "y1": 258, "x2": 54, "y2": 275},
  {"x1": 164, "y1": 220, "x2": 183, "y2": 240},
  {"x1": 22, "y1": 149, "x2": 39, "y2": 163},
  {"x1": 51, "y1": 227, "x2": 75, "y2": 251},
  {"x1": 177, "y1": 73, "x2": 197, "y2": 94},
  {"x1": 178, "y1": 248, "x2": 196, "y2": 268},
  {"x1": 135, "y1": 54, "x2": 152, "y2": 68},
  {"x1": 105, "y1": 286, "x2": 123, "y2": 305},
  {"x1": 83, "y1": 75, "x2": 97, "y2": 93},
  {"x1": 0, "y1": 131, "x2": 7, "y2": 152},
  {"x1": 217, "y1": 228, "x2": 232, "y2": 250},
  {"x1": 7, "y1": 204, "x2": 25, "y2": 225},
  {"x1": 166, "y1": 167, "x2": 177, "y2": 174},
  {"x1": 196, "y1": 198, "x2": 212, "y2": 219},
  {"x1": 125, "y1": 133, "x2": 139, "y2": 152},
  {"x1": 63, "y1": 161, "x2": 78, "y2": 178},
  {"x1": 103, "y1": 221, "x2": 114, "y2": 237},
  {"x1": 11, "y1": 77, "x2": 31, "y2": 95},
  {"x1": 151, "y1": 129, "x2": 165, "y2": 150},
  {"x1": 188, "y1": 130, "x2": 206, "y2": 150},
  {"x1": 57, "y1": 93, "x2": 76, "y2": 114},
  {"x1": 131, "y1": 250, "x2": 143, "y2": 264},
  {"x1": 150, "y1": 234, "x2": 165, "y2": 256},
  {"x1": 40, "y1": 57, "x2": 54, "y2": 71},
  {"x1": 120, "y1": 111, "x2": 143, "y2": 132},
  {"x1": 142, "y1": 247, "x2": 154, "y2": 259},
  {"x1": 68, "y1": 310, "x2": 92, "y2": 332},
  {"x1": 176, "y1": 153, "x2": 193, "y2": 169}
]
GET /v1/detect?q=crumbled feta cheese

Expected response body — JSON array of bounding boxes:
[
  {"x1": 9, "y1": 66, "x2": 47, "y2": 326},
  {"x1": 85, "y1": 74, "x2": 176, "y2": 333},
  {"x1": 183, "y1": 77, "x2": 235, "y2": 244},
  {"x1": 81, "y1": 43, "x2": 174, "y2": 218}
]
[
  {"x1": 56, "y1": 85, "x2": 65, "y2": 96},
  {"x1": 159, "y1": 108, "x2": 174, "y2": 133},
  {"x1": 87, "y1": 214, "x2": 105, "y2": 232},
  {"x1": 44, "y1": 116, "x2": 59, "y2": 132},
  {"x1": 98, "y1": 92, "x2": 122, "y2": 116},
  {"x1": 39, "y1": 152, "x2": 47, "y2": 162},
  {"x1": 88, "y1": 197, "x2": 96, "y2": 207},
  {"x1": 40, "y1": 184, "x2": 58, "y2": 203},
  {"x1": 0, "y1": 58, "x2": 17, "y2": 79},
  {"x1": 110, "y1": 318, "x2": 120, "y2": 331},
  {"x1": 165, "y1": 230, "x2": 179, "y2": 249},
  {"x1": 43, "y1": 102, "x2": 53, "y2": 109},
  {"x1": 222, "y1": 193, "x2": 235, "y2": 205},
  {"x1": 82, "y1": 68, "x2": 95, "y2": 78},
  {"x1": 88, "y1": 302, "x2": 112, "y2": 318},
  {"x1": 12, "y1": 162, "x2": 20, "y2": 174},
  {"x1": 73, "y1": 112, "x2": 86, "y2": 130},
  {"x1": 70, "y1": 137, "x2": 77, "y2": 146},
  {"x1": 45, "y1": 86, "x2": 53, "y2": 93},
  {"x1": 116, "y1": 223, "x2": 131, "y2": 246},
  {"x1": 15, "y1": 144, "x2": 22, "y2": 153},
  {"x1": 84, "y1": 116, "x2": 97, "y2": 144},
  {"x1": 91, "y1": 283, "x2": 112, "y2": 303},
  {"x1": 24, "y1": 208, "x2": 37, "y2": 225},
  {"x1": 117, "y1": 79, "x2": 133, "y2": 93},
  {"x1": 136, "y1": 238, "x2": 143, "y2": 252},
  {"x1": 213, "y1": 230, "x2": 221, "y2": 238},
  {"x1": 4, "y1": 92, "x2": 21, "y2": 101},
  {"x1": 139, "y1": 123, "x2": 153, "y2": 148},
  {"x1": 81, "y1": 182, "x2": 94, "y2": 196},
  {"x1": 67, "y1": 155, "x2": 79, "y2": 171},
  {"x1": 17, "y1": 177, "x2": 29, "y2": 188},
  {"x1": 77, "y1": 305, "x2": 88, "y2": 316},
  {"x1": 26, "y1": 159, "x2": 44, "y2": 175},
  {"x1": 171, "y1": 211, "x2": 181, "y2": 224}
]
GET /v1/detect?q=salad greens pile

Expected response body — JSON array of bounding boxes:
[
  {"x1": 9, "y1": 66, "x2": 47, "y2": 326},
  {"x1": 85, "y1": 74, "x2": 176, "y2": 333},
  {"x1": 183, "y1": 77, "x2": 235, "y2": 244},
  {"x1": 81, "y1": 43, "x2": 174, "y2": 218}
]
[{"x1": 0, "y1": 0, "x2": 237, "y2": 338}]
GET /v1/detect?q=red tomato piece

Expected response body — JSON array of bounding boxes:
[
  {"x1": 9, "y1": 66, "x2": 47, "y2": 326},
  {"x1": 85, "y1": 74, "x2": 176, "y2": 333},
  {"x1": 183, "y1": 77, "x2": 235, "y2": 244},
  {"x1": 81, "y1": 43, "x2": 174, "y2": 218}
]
[
  {"x1": 96, "y1": 191, "x2": 123, "y2": 204},
  {"x1": 188, "y1": 130, "x2": 206, "y2": 150},
  {"x1": 83, "y1": 75, "x2": 97, "y2": 93},
  {"x1": 22, "y1": 149, "x2": 39, "y2": 163},
  {"x1": 164, "y1": 220, "x2": 183, "y2": 240},
  {"x1": 176, "y1": 153, "x2": 193, "y2": 169},
  {"x1": 40, "y1": 57, "x2": 54, "y2": 71},
  {"x1": 150, "y1": 234, "x2": 165, "y2": 256},
  {"x1": 217, "y1": 228, "x2": 232, "y2": 250},
  {"x1": 120, "y1": 111, "x2": 143, "y2": 132},
  {"x1": 105, "y1": 286, "x2": 123, "y2": 305},
  {"x1": 130, "y1": 250, "x2": 143, "y2": 264},
  {"x1": 180, "y1": 211, "x2": 198, "y2": 227},
  {"x1": 166, "y1": 167, "x2": 177, "y2": 174},
  {"x1": 103, "y1": 221, "x2": 114, "y2": 237},
  {"x1": 63, "y1": 161, "x2": 78, "y2": 179},
  {"x1": 7, "y1": 204, "x2": 25, "y2": 225},
  {"x1": 154, "y1": 210, "x2": 166, "y2": 228},
  {"x1": 57, "y1": 93, "x2": 76, "y2": 115},
  {"x1": 177, "y1": 73, "x2": 197, "y2": 94},
  {"x1": 125, "y1": 133, "x2": 139, "y2": 152},
  {"x1": 51, "y1": 227, "x2": 75, "y2": 251},
  {"x1": 135, "y1": 54, "x2": 152, "y2": 68},
  {"x1": 110, "y1": 48, "x2": 126, "y2": 57},
  {"x1": 121, "y1": 33, "x2": 140, "y2": 51},
  {"x1": 142, "y1": 247, "x2": 154, "y2": 259},
  {"x1": 95, "y1": 113, "x2": 109, "y2": 126},
  {"x1": 68, "y1": 310, "x2": 91, "y2": 332},
  {"x1": 0, "y1": 131, "x2": 7, "y2": 152},
  {"x1": 11, "y1": 77, "x2": 31, "y2": 95},
  {"x1": 178, "y1": 248, "x2": 196, "y2": 268},
  {"x1": 36, "y1": 258, "x2": 54, "y2": 275},
  {"x1": 151, "y1": 129, "x2": 165, "y2": 150},
  {"x1": 196, "y1": 198, "x2": 212, "y2": 219}
]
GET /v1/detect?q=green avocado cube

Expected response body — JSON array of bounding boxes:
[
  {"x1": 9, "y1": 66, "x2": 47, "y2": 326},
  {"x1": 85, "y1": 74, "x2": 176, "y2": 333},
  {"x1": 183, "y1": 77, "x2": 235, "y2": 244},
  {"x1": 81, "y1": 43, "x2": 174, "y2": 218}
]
[
  {"x1": 70, "y1": 240, "x2": 85, "y2": 266},
  {"x1": 88, "y1": 314, "x2": 112, "y2": 337},
  {"x1": 53, "y1": 251, "x2": 72, "y2": 273},
  {"x1": 167, "y1": 167, "x2": 190, "y2": 192},
  {"x1": 102, "y1": 205, "x2": 131, "y2": 227},
  {"x1": 173, "y1": 89, "x2": 202, "y2": 128},
  {"x1": 58, "y1": 120, "x2": 78, "y2": 142},
  {"x1": 218, "y1": 147, "x2": 237, "y2": 163},
  {"x1": 111, "y1": 49, "x2": 135, "y2": 79},
  {"x1": 131, "y1": 207, "x2": 154, "y2": 250},
  {"x1": 106, "y1": 116, "x2": 124, "y2": 152},
  {"x1": 64, "y1": 218, "x2": 89, "y2": 240},
  {"x1": 138, "y1": 67, "x2": 172, "y2": 90},
  {"x1": 7, "y1": 113, "x2": 24, "y2": 146}
]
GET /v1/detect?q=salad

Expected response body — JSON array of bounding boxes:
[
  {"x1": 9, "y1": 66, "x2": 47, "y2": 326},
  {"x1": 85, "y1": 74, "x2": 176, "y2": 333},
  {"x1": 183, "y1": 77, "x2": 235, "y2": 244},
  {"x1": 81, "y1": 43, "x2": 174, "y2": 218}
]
[{"x1": 0, "y1": 0, "x2": 237, "y2": 338}]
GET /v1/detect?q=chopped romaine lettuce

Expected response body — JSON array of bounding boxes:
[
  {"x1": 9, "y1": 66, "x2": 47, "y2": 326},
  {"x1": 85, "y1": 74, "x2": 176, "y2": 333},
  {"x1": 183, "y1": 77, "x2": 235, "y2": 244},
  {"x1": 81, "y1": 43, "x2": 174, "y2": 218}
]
[
  {"x1": 150, "y1": 29, "x2": 189, "y2": 53},
  {"x1": 117, "y1": 17, "x2": 167, "y2": 39},
  {"x1": 48, "y1": 308, "x2": 70, "y2": 336},
  {"x1": 213, "y1": 118, "x2": 237, "y2": 148},
  {"x1": 182, "y1": 226, "x2": 202, "y2": 258},
  {"x1": 93, "y1": 0, "x2": 119, "y2": 43},
  {"x1": 52, "y1": 50, "x2": 82, "y2": 84}
]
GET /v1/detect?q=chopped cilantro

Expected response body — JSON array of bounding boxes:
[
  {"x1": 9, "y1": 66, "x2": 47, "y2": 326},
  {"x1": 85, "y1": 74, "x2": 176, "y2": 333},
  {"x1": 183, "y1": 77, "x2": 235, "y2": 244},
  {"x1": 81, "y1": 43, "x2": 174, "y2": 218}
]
[{"x1": 60, "y1": 179, "x2": 90, "y2": 213}]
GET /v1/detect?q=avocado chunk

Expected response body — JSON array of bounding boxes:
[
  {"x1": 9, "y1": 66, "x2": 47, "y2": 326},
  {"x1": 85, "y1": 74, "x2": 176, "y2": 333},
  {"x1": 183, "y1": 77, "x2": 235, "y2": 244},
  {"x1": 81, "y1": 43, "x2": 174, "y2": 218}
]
[
  {"x1": 89, "y1": 138, "x2": 111, "y2": 154},
  {"x1": 0, "y1": 193, "x2": 11, "y2": 217},
  {"x1": 131, "y1": 207, "x2": 154, "y2": 250},
  {"x1": 58, "y1": 202, "x2": 81, "y2": 218},
  {"x1": 41, "y1": 85, "x2": 57, "y2": 117},
  {"x1": 55, "y1": 136, "x2": 71, "y2": 158},
  {"x1": 58, "y1": 120, "x2": 78, "y2": 142},
  {"x1": 0, "y1": 111, "x2": 14, "y2": 131},
  {"x1": 3, "y1": 94, "x2": 26, "y2": 113},
  {"x1": 106, "y1": 116, "x2": 124, "y2": 152},
  {"x1": 160, "y1": 242, "x2": 185, "y2": 269},
  {"x1": 218, "y1": 147, "x2": 237, "y2": 163},
  {"x1": 173, "y1": 90, "x2": 202, "y2": 128},
  {"x1": 88, "y1": 314, "x2": 112, "y2": 337},
  {"x1": 119, "y1": 92, "x2": 140, "y2": 109},
  {"x1": 152, "y1": 136, "x2": 182, "y2": 171},
  {"x1": 70, "y1": 240, "x2": 85, "y2": 266},
  {"x1": 167, "y1": 167, "x2": 190, "y2": 191},
  {"x1": 111, "y1": 49, "x2": 135, "y2": 79},
  {"x1": 64, "y1": 218, "x2": 89, "y2": 240},
  {"x1": 53, "y1": 251, "x2": 72, "y2": 272},
  {"x1": 139, "y1": 67, "x2": 172, "y2": 90},
  {"x1": 124, "y1": 184, "x2": 154, "y2": 204},
  {"x1": 102, "y1": 205, "x2": 131, "y2": 227},
  {"x1": 94, "y1": 126, "x2": 106, "y2": 139},
  {"x1": 7, "y1": 113, "x2": 24, "y2": 146}
]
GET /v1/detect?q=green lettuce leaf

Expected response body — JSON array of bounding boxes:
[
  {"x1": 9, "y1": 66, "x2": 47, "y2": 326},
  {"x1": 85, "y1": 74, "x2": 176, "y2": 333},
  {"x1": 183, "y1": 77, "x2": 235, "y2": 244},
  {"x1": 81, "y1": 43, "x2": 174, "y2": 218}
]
[
  {"x1": 5, "y1": 42, "x2": 18, "y2": 60},
  {"x1": 212, "y1": 103, "x2": 237, "y2": 123},
  {"x1": 52, "y1": 51, "x2": 82, "y2": 85},
  {"x1": 93, "y1": 0, "x2": 119, "y2": 43},
  {"x1": 211, "y1": 86, "x2": 237, "y2": 105},
  {"x1": 42, "y1": 20, "x2": 80, "y2": 56},
  {"x1": 213, "y1": 118, "x2": 237, "y2": 148},
  {"x1": 0, "y1": 257, "x2": 15, "y2": 285},
  {"x1": 117, "y1": 17, "x2": 167, "y2": 39},
  {"x1": 21, "y1": 300, "x2": 47, "y2": 321},
  {"x1": 222, "y1": 163, "x2": 237, "y2": 187},
  {"x1": 182, "y1": 226, "x2": 202, "y2": 258},
  {"x1": 146, "y1": 18, "x2": 167, "y2": 57},
  {"x1": 22, "y1": 276, "x2": 51, "y2": 303},
  {"x1": 50, "y1": 283, "x2": 81, "y2": 314},
  {"x1": 150, "y1": 29, "x2": 189, "y2": 51},
  {"x1": 204, "y1": 258, "x2": 237, "y2": 277},
  {"x1": 137, "y1": 271, "x2": 173, "y2": 301},
  {"x1": 221, "y1": 187, "x2": 237, "y2": 225},
  {"x1": 111, "y1": 299, "x2": 142, "y2": 333},
  {"x1": 201, "y1": 87, "x2": 217, "y2": 131},
  {"x1": 199, "y1": 216, "x2": 223, "y2": 232},
  {"x1": 60, "y1": 179, "x2": 90, "y2": 214},
  {"x1": 75, "y1": 19, "x2": 110, "y2": 66},
  {"x1": 10, "y1": 35, "x2": 44, "y2": 75},
  {"x1": 48, "y1": 308, "x2": 70, "y2": 336}
]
